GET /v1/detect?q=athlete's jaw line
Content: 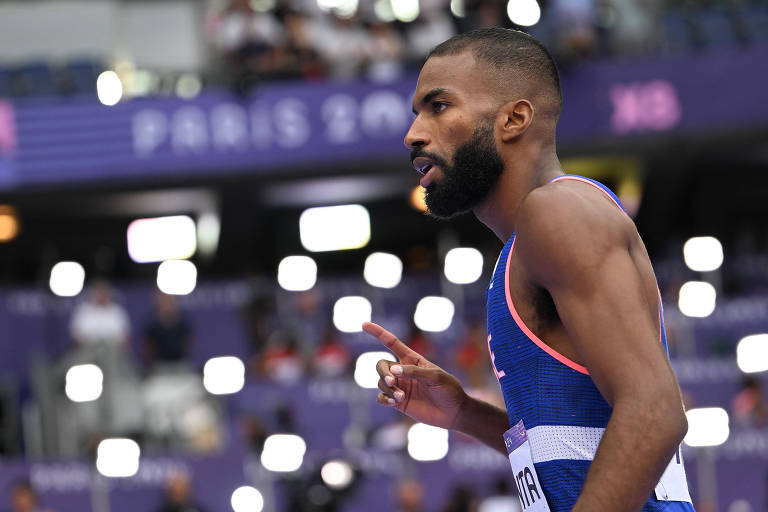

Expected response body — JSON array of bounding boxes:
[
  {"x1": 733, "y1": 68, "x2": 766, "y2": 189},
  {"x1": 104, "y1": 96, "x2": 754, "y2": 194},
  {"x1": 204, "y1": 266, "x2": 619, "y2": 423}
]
[{"x1": 416, "y1": 120, "x2": 505, "y2": 220}]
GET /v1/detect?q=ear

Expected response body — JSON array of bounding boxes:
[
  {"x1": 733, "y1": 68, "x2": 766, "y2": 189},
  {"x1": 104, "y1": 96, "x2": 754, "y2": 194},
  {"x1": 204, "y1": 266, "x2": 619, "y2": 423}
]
[{"x1": 497, "y1": 99, "x2": 534, "y2": 142}]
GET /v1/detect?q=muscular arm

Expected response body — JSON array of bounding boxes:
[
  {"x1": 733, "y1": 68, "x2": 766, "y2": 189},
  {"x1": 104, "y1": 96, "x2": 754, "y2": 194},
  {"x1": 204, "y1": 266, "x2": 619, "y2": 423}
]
[
  {"x1": 515, "y1": 185, "x2": 687, "y2": 511},
  {"x1": 454, "y1": 395, "x2": 511, "y2": 455}
]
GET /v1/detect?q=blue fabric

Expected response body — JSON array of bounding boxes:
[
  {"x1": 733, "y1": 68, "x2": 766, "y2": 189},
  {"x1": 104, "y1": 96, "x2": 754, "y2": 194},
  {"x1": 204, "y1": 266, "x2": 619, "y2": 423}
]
[{"x1": 486, "y1": 175, "x2": 694, "y2": 511}]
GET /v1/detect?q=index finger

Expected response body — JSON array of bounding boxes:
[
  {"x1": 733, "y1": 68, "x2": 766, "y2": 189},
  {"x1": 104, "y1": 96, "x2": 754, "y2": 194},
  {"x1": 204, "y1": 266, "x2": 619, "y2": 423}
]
[{"x1": 362, "y1": 321, "x2": 420, "y2": 360}]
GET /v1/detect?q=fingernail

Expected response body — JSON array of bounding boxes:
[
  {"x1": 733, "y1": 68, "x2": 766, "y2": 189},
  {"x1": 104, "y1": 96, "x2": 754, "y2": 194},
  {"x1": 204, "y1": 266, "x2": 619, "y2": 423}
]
[
  {"x1": 394, "y1": 390, "x2": 405, "y2": 402},
  {"x1": 384, "y1": 375, "x2": 394, "y2": 386},
  {"x1": 387, "y1": 398, "x2": 395, "y2": 405},
  {"x1": 391, "y1": 365, "x2": 403, "y2": 376}
]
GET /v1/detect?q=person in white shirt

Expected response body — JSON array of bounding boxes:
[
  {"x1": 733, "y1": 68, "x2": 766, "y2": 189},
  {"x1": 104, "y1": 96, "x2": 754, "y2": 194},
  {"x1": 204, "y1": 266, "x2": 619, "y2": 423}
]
[{"x1": 69, "y1": 280, "x2": 130, "y2": 347}]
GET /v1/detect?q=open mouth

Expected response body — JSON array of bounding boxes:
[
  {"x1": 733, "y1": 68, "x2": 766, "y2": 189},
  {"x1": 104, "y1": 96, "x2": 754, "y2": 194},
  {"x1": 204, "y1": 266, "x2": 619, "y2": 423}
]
[{"x1": 412, "y1": 156, "x2": 436, "y2": 176}]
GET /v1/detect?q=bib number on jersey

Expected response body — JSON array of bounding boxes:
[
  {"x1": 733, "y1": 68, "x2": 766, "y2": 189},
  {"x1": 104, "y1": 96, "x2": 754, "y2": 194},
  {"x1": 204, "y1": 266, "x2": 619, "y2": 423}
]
[
  {"x1": 654, "y1": 446, "x2": 693, "y2": 503},
  {"x1": 504, "y1": 421, "x2": 552, "y2": 512}
]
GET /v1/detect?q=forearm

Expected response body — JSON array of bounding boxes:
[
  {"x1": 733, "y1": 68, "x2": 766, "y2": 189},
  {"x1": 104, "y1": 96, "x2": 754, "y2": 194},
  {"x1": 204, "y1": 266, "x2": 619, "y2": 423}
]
[
  {"x1": 453, "y1": 395, "x2": 510, "y2": 455},
  {"x1": 573, "y1": 396, "x2": 687, "y2": 512}
]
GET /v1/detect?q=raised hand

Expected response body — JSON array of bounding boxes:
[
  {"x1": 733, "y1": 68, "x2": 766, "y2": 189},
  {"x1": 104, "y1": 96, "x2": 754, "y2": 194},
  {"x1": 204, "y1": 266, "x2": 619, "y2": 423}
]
[{"x1": 362, "y1": 321, "x2": 468, "y2": 430}]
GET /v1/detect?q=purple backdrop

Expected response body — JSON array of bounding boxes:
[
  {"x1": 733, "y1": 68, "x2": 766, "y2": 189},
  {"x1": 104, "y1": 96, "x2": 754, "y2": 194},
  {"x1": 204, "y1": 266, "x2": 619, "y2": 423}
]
[{"x1": 0, "y1": 45, "x2": 766, "y2": 190}]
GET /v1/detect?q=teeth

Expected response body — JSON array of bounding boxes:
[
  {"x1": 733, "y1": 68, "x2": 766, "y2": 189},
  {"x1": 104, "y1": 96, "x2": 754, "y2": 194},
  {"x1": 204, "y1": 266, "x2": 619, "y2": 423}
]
[{"x1": 418, "y1": 164, "x2": 432, "y2": 176}]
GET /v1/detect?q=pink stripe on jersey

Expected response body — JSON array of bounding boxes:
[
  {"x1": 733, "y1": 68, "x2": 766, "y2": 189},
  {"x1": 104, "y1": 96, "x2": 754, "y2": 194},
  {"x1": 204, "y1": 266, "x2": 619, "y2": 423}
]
[
  {"x1": 504, "y1": 237, "x2": 590, "y2": 375},
  {"x1": 550, "y1": 175, "x2": 627, "y2": 215}
]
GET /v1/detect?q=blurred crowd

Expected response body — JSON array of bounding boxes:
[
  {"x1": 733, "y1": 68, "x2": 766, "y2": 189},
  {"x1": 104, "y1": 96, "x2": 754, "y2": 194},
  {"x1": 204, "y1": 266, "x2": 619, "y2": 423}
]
[
  {"x1": 14, "y1": 244, "x2": 768, "y2": 511},
  {"x1": 2, "y1": 0, "x2": 764, "y2": 99},
  {"x1": 204, "y1": 0, "x2": 768, "y2": 93}
]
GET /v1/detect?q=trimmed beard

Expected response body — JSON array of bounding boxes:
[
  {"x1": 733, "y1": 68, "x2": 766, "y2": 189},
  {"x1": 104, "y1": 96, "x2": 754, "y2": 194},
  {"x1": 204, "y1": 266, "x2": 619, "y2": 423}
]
[{"x1": 423, "y1": 120, "x2": 504, "y2": 219}]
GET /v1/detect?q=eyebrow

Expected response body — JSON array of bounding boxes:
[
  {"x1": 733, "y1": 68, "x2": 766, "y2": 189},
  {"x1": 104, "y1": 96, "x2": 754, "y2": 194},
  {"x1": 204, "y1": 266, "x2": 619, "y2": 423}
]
[{"x1": 412, "y1": 87, "x2": 452, "y2": 115}]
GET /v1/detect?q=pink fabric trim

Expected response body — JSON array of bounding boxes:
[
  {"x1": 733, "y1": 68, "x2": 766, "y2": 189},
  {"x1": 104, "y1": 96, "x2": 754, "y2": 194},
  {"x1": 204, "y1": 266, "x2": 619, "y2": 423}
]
[
  {"x1": 550, "y1": 176, "x2": 626, "y2": 215},
  {"x1": 505, "y1": 238, "x2": 590, "y2": 375},
  {"x1": 657, "y1": 288, "x2": 664, "y2": 343}
]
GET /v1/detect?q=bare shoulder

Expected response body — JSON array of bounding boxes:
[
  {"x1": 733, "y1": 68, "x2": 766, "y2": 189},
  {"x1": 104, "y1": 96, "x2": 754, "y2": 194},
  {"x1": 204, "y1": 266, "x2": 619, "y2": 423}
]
[{"x1": 515, "y1": 179, "x2": 634, "y2": 286}]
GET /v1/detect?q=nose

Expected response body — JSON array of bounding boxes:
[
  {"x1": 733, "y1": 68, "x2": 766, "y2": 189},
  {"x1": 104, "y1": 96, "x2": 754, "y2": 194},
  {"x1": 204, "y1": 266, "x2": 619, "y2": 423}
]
[{"x1": 403, "y1": 116, "x2": 430, "y2": 149}]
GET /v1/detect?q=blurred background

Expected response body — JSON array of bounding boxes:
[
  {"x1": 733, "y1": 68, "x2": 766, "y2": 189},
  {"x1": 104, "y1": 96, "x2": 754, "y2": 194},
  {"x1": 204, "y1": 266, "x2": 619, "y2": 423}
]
[{"x1": 0, "y1": 0, "x2": 766, "y2": 511}]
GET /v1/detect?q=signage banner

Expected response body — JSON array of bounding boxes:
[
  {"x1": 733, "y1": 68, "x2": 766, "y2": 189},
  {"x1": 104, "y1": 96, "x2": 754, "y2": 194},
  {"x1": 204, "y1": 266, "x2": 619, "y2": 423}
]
[{"x1": 2, "y1": 45, "x2": 766, "y2": 190}]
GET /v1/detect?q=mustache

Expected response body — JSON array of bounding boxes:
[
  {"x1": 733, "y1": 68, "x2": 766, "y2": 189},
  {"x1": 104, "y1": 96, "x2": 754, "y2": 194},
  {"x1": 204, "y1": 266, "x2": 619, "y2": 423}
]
[{"x1": 409, "y1": 148, "x2": 449, "y2": 169}]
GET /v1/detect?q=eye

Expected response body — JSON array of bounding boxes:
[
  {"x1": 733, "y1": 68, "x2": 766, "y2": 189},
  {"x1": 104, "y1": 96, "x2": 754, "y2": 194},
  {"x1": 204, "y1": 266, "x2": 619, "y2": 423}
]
[{"x1": 431, "y1": 101, "x2": 448, "y2": 114}]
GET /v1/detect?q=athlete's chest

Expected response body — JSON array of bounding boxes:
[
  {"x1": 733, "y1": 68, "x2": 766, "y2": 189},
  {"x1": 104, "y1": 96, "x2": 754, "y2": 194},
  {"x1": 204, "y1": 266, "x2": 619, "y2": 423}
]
[
  {"x1": 487, "y1": 245, "x2": 556, "y2": 332},
  {"x1": 486, "y1": 239, "x2": 570, "y2": 364}
]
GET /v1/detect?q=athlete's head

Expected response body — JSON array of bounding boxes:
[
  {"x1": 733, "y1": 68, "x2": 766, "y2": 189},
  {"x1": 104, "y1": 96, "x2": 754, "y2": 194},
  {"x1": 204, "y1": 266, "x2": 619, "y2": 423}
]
[{"x1": 406, "y1": 28, "x2": 562, "y2": 219}]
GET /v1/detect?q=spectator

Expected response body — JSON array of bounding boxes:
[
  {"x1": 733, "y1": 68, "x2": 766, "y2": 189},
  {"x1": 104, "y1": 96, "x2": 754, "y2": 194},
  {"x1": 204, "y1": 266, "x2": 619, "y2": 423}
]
[
  {"x1": 205, "y1": 0, "x2": 284, "y2": 91},
  {"x1": 405, "y1": 9, "x2": 457, "y2": 63},
  {"x1": 454, "y1": 319, "x2": 488, "y2": 389},
  {"x1": 732, "y1": 376, "x2": 768, "y2": 427},
  {"x1": 69, "y1": 280, "x2": 130, "y2": 348},
  {"x1": 262, "y1": 330, "x2": 305, "y2": 383},
  {"x1": 289, "y1": 288, "x2": 326, "y2": 352},
  {"x1": 461, "y1": 0, "x2": 505, "y2": 31},
  {"x1": 276, "y1": 10, "x2": 326, "y2": 80},
  {"x1": 396, "y1": 479, "x2": 426, "y2": 512},
  {"x1": 155, "y1": 471, "x2": 207, "y2": 512},
  {"x1": 551, "y1": 0, "x2": 598, "y2": 63},
  {"x1": 609, "y1": 0, "x2": 663, "y2": 55},
  {"x1": 313, "y1": 14, "x2": 370, "y2": 80},
  {"x1": 242, "y1": 414, "x2": 268, "y2": 454},
  {"x1": 312, "y1": 324, "x2": 351, "y2": 378},
  {"x1": 66, "y1": 281, "x2": 141, "y2": 442},
  {"x1": 7, "y1": 480, "x2": 53, "y2": 512},
  {"x1": 406, "y1": 323, "x2": 434, "y2": 360},
  {"x1": 365, "y1": 21, "x2": 406, "y2": 82},
  {"x1": 143, "y1": 292, "x2": 192, "y2": 369},
  {"x1": 243, "y1": 288, "x2": 278, "y2": 362}
]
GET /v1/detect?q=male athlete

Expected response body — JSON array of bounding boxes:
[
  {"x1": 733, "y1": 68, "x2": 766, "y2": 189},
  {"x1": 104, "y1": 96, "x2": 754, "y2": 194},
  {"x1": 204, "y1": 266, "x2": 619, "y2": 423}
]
[{"x1": 363, "y1": 28, "x2": 695, "y2": 511}]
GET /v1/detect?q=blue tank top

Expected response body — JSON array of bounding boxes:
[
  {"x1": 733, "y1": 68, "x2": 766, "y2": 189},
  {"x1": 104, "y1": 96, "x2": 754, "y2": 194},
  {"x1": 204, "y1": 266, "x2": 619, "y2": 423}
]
[{"x1": 485, "y1": 175, "x2": 695, "y2": 511}]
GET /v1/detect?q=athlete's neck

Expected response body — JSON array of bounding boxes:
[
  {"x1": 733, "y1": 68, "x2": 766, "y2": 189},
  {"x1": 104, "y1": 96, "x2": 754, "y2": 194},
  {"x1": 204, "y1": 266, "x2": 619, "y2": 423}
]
[{"x1": 473, "y1": 146, "x2": 563, "y2": 242}]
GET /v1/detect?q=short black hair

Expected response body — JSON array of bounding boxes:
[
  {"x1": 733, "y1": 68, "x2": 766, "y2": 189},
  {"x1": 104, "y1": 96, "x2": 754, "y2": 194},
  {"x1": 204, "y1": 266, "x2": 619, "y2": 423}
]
[{"x1": 428, "y1": 28, "x2": 562, "y2": 116}]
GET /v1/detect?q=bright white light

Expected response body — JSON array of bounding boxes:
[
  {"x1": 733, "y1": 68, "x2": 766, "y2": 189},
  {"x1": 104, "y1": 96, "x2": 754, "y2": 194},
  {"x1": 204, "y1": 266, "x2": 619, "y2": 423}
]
[
  {"x1": 392, "y1": 0, "x2": 420, "y2": 22},
  {"x1": 408, "y1": 423, "x2": 449, "y2": 461},
  {"x1": 374, "y1": 0, "x2": 396, "y2": 21},
  {"x1": 414, "y1": 296, "x2": 455, "y2": 332},
  {"x1": 335, "y1": 0, "x2": 359, "y2": 17},
  {"x1": 127, "y1": 215, "x2": 197, "y2": 263},
  {"x1": 354, "y1": 351, "x2": 395, "y2": 389},
  {"x1": 97, "y1": 71, "x2": 123, "y2": 106},
  {"x1": 683, "y1": 236, "x2": 724, "y2": 272},
  {"x1": 321, "y1": 460, "x2": 354, "y2": 490},
  {"x1": 96, "y1": 438, "x2": 140, "y2": 477},
  {"x1": 333, "y1": 296, "x2": 372, "y2": 333},
  {"x1": 299, "y1": 205, "x2": 370, "y2": 252},
  {"x1": 450, "y1": 0, "x2": 465, "y2": 17},
  {"x1": 49, "y1": 261, "x2": 85, "y2": 297},
  {"x1": 444, "y1": 247, "x2": 484, "y2": 284},
  {"x1": 678, "y1": 281, "x2": 716, "y2": 318},
  {"x1": 364, "y1": 252, "x2": 403, "y2": 289},
  {"x1": 736, "y1": 334, "x2": 768, "y2": 373},
  {"x1": 65, "y1": 364, "x2": 103, "y2": 403},
  {"x1": 231, "y1": 486, "x2": 264, "y2": 512},
  {"x1": 277, "y1": 255, "x2": 317, "y2": 291},
  {"x1": 203, "y1": 356, "x2": 245, "y2": 395},
  {"x1": 197, "y1": 212, "x2": 221, "y2": 257},
  {"x1": 261, "y1": 434, "x2": 307, "y2": 472},
  {"x1": 156, "y1": 260, "x2": 197, "y2": 295},
  {"x1": 506, "y1": 0, "x2": 541, "y2": 26},
  {"x1": 684, "y1": 407, "x2": 729, "y2": 447},
  {"x1": 317, "y1": 0, "x2": 341, "y2": 10},
  {"x1": 175, "y1": 73, "x2": 202, "y2": 99}
]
